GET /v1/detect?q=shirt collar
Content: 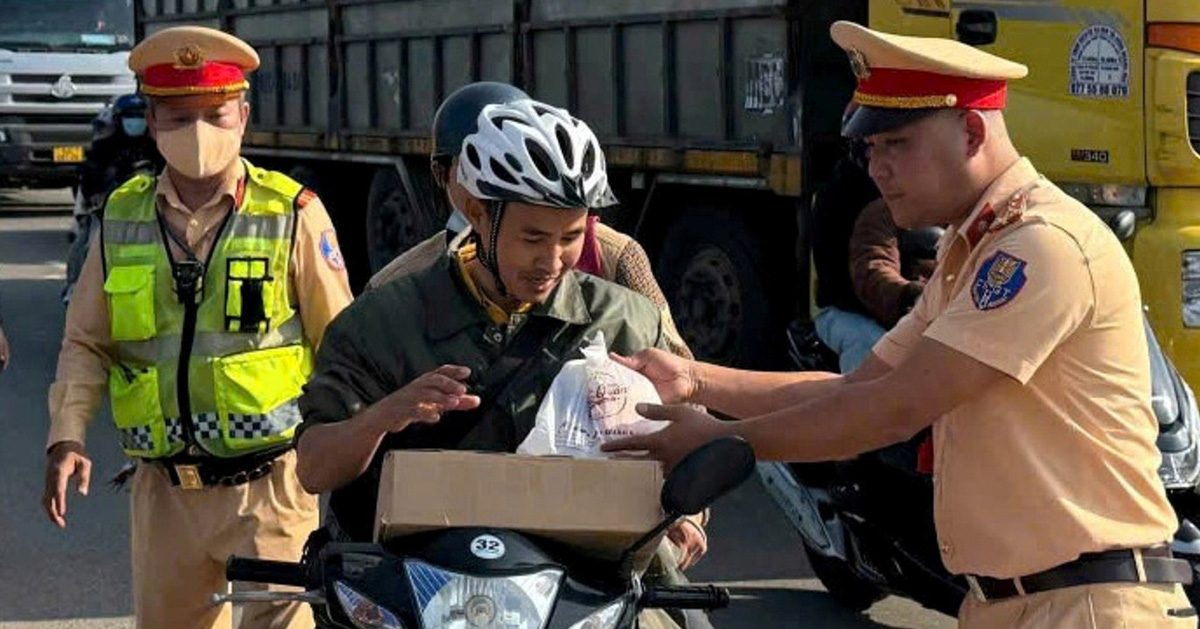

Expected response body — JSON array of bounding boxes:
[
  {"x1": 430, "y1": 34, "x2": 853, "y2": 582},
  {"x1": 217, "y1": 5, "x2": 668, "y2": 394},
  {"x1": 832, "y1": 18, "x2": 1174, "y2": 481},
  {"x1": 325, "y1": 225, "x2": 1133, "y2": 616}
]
[
  {"x1": 420, "y1": 250, "x2": 592, "y2": 341},
  {"x1": 156, "y1": 160, "x2": 245, "y2": 216},
  {"x1": 952, "y1": 157, "x2": 1040, "y2": 250}
]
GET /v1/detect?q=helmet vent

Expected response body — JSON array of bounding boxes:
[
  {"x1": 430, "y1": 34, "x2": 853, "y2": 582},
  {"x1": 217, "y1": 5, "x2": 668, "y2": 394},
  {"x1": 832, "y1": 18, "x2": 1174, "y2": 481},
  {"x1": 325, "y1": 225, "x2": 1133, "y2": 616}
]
[
  {"x1": 524, "y1": 138, "x2": 559, "y2": 180},
  {"x1": 489, "y1": 158, "x2": 519, "y2": 185}
]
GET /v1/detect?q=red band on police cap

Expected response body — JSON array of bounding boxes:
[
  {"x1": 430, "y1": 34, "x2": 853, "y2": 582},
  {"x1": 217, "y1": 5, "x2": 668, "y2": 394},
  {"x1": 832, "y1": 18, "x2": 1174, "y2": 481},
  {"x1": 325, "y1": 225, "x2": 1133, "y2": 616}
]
[
  {"x1": 141, "y1": 61, "x2": 248, "y2": 97},
  {"x1": 855, "y1": 67, "x2": 1008, "y2": 110}
]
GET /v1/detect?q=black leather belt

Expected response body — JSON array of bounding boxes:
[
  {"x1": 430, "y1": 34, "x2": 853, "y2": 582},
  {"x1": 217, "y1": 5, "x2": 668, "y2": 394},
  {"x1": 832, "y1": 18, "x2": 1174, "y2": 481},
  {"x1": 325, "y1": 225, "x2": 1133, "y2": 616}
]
[
  {"x1": 151, "y1": 448, "x2": 289, "y2": 490},
  {"x1": 966, "y1": 547, "x2": 1193, "y2": 602}
]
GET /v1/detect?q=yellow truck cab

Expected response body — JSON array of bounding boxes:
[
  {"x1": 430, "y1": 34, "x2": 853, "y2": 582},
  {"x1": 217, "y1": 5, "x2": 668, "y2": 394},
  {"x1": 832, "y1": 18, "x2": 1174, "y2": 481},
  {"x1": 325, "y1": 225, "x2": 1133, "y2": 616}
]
[{"x1": 873, "y1": 0, "x2": 1200, "y2": 387}]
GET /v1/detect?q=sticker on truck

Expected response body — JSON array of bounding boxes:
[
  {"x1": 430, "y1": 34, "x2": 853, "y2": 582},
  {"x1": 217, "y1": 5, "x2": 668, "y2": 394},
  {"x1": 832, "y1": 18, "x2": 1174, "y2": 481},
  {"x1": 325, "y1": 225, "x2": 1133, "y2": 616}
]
[
  {"x1": 745, "y1": 54, "x2": 786, "y2": 115},
  {"x1": 1069, "y1": 25, "x2": 1130, "y2": 99}
]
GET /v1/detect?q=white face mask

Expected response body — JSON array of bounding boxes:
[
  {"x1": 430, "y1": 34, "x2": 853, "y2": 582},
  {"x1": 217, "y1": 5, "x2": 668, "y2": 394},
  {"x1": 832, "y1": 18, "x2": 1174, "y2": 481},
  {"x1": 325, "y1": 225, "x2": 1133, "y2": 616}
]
[{"x1": 155, "y1": 120, "x2": 241, "y2": 180}]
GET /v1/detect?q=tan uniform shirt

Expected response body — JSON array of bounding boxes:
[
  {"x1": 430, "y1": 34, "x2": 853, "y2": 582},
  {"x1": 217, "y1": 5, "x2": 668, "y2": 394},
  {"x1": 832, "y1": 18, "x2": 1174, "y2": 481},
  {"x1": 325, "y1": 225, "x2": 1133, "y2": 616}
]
[
  {"x1": 874, "y1": 158, "x2": 1177, "y2": 578},
  {"x1": 47, "y1": 162, "x2": 354, "y2": 449}
]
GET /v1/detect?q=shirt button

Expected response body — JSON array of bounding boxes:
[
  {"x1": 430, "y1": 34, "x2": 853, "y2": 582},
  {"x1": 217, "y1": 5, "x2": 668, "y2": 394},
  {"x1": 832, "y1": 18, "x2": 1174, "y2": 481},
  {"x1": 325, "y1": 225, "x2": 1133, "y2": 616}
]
[
  {"x1": 189, "y1": 219, "x2": 198, "y2": 227},
  {"x1": 945, "y1": 274, "x2": 955, "y2": 283}
]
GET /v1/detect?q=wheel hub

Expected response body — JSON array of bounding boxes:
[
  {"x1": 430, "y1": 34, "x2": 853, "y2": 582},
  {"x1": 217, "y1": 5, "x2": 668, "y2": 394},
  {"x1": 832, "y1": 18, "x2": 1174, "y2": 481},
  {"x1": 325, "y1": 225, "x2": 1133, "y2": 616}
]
[{"x1": 674, "y1": 247, "x2": 743, "y2": 362}]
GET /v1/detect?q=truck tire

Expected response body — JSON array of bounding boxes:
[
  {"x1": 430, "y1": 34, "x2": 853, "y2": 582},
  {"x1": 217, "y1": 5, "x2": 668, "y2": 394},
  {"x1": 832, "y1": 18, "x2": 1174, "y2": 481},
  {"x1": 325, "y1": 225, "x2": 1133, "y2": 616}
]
[
  {"x1": 366, "y1": 167, "x2": 443, "y2": 274},
  {"x1": 803, "y1": 541, "x2": 887, "y2": 613},
  {"x1": 656, "y1": 206, "x2": 786, "y2": 368}
]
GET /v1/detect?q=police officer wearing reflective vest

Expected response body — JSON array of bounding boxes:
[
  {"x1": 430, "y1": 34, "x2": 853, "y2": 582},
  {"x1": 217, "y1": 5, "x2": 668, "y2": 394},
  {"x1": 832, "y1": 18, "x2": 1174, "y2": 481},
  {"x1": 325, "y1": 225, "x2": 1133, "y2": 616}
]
[
  {"x1": 42, "y1": 26, "x2": 352, "y2": 629},
  {"x1": 604, "y1": 23, "x2": 1198, "y2": 627}
]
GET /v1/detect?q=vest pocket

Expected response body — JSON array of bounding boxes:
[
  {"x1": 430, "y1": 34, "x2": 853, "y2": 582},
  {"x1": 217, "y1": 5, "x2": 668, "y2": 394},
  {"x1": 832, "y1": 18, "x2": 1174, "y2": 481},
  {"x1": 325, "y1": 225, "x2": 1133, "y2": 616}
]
[
  {"x1": 103, "y1": 265, "x2": 156, "y2": 342},
  {"x1": 109, "y1": 365, "x2": 167, "y2": 458},
  {"x1": 212, "y1": 344, "x2": 310, "y2": 452}
]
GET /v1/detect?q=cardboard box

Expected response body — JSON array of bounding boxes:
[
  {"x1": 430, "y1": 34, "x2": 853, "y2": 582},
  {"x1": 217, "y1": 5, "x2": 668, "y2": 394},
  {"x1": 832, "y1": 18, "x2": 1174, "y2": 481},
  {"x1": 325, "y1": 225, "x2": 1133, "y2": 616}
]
[{"x1": 375, "y1": 450, "x2": 666, "y2": 566}]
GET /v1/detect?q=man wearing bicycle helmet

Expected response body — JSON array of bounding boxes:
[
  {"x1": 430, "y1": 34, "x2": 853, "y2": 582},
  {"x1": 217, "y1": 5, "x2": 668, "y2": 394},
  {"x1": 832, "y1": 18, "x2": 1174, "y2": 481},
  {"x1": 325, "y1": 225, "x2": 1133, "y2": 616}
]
[
  {"x1": 295, "y1": 99, "x2": 709, "y2": 628},
  {"x1": 364, "y1": 82, "x2": 693, "y2": 359}
]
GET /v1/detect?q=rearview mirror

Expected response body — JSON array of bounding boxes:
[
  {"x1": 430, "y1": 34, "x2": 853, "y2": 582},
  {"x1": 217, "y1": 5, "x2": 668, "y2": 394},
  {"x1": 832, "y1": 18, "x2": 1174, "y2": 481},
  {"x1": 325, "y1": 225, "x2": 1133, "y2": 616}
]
[
  {"x1": 617, "y1": 437, "x2": 756, "y2": 573},
  {"x1": 662, "y1": 436, "x2": 756, "y2": 516}
]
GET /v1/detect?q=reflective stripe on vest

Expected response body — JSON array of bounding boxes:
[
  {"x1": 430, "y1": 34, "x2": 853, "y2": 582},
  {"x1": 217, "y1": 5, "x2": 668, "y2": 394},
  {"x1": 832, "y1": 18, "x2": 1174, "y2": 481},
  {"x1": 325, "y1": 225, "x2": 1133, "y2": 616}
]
[{"x1": 102, "y1": 162, "x2": 312, "y2": 459}]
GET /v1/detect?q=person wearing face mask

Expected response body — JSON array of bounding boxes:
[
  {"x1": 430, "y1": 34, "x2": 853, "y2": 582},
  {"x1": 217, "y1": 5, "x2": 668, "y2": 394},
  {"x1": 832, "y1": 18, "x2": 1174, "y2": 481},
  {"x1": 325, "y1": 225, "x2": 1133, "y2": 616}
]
[
  {"x1": 64, "y1": 93, "x2": 165, "y2": 304},
  {"x1": 42, "y1": 26, "x2": 353, "y2": 629}
]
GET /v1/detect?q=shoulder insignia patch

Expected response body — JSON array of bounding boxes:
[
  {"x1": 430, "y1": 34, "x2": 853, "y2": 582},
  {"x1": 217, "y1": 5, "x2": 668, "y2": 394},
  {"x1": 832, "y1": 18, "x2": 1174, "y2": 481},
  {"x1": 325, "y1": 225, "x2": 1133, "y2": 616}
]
[
  {"x1": 296, "y1": 188, "x2": 317, "y2": 210},
  {"x1": 319, "y1": 229, "x2": 346, "y2": 271},
  {"x1": 972, "y1": 250, "x2": 1027, "y2": 310}
]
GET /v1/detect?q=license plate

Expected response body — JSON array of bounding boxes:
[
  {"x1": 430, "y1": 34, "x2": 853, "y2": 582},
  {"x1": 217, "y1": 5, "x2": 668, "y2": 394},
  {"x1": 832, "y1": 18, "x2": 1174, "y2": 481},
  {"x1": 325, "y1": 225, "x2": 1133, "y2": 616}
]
[{"x1": 53, "y1": 146, "x2": 84, "y2": 163}]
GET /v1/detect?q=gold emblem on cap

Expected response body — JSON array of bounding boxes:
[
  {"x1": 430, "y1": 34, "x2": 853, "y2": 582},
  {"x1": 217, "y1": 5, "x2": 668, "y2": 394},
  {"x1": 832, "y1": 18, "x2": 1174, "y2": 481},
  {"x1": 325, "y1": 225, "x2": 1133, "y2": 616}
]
[
  {"x1": 848, "y1": 48, "x2": 871, "y2": 81},
  {"x1": 174, "y1": 44, "x2": 204, "y2": 69}
]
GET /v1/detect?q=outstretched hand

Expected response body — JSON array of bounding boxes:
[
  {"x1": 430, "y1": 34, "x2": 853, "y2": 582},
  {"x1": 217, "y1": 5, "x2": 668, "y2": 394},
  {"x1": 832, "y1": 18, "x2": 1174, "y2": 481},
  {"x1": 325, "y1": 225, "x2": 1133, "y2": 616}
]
[
  {"x1": 609, "y1": 349, "x2": 698, "y2": 404},
  {"x1": 601, "y1": 403, "x2": 731, "y2": 471}
]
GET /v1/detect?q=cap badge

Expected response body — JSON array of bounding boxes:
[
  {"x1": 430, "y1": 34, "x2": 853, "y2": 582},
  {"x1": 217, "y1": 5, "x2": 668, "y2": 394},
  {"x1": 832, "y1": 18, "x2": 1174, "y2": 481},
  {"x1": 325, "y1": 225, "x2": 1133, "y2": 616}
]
[
  {"x1": 174, "y1": 44, "x2": 204, "y2": 69},
  {"x1": 848, "y1": 48, "x2": 871, "y2": 81}
]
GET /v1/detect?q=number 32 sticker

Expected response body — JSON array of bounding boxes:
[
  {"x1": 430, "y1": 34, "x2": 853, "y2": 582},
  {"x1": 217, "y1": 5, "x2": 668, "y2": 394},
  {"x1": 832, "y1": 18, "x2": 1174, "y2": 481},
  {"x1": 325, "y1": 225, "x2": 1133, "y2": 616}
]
[{"x1": 471, "y1": 534, "x2": 506, "y2": 560}]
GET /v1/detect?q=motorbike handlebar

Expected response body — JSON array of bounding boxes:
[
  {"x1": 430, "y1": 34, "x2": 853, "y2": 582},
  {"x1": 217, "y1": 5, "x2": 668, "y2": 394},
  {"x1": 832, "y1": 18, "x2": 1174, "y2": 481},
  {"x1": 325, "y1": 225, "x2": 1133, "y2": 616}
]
[
  {"x1": 639, "y1": 585, "x2": 731, "y2": 610},
  {"x1": 225, "y1": 556, "x2": 309, "y2": 589}
]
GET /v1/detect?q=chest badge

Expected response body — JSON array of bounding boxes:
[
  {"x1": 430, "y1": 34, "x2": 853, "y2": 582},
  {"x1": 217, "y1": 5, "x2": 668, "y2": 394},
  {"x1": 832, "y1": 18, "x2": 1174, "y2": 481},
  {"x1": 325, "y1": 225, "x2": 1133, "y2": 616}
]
[{"x1": 972, "y1": 251, "x2": 1028, "y2": 311}]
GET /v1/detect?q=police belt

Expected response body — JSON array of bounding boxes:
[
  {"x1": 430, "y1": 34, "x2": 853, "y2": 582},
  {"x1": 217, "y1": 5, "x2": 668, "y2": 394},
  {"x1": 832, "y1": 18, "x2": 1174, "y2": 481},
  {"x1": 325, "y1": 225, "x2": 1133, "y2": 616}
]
[
  {"x1": 149, "y1": 446, "x2": 289, "y2": 490},
  {"x1": 965, "y1": 546, "x2": 1193, "y2": 602}
]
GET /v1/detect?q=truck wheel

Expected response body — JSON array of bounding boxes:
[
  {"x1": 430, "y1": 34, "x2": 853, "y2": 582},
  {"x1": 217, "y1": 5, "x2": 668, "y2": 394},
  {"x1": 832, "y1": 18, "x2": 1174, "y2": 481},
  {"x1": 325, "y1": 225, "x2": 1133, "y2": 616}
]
[
  {"x1": 366, "y1": 167, "x2": 442, "y2": 274},
  {"x1": 803, "y1": 541, "x2": 887, "y2": 613},
  {"x1": 657, "y1": 207, "x2": 786, "y2": 368}
]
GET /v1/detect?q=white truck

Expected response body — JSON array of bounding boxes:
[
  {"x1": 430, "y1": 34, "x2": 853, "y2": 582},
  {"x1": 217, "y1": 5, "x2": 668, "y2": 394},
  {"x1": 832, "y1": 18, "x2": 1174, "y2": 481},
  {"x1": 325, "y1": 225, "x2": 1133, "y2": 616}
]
[{"x1": 0, "y1": 0, "x2": 135, "y2": 188}]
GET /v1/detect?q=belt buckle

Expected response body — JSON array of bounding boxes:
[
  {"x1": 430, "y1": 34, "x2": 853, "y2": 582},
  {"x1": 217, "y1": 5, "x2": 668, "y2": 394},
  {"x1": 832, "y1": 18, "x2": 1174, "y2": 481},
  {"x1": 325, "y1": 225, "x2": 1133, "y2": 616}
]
[{"x1": 175, "y1": 464, "x2": 203, "y2": 490}]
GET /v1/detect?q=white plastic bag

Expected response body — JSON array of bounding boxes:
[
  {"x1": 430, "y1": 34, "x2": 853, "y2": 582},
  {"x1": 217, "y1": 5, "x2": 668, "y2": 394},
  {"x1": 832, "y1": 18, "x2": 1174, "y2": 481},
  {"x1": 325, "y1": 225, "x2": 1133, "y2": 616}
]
[{"x1": 517, "y1": 331, "x2": 665, "y2": 458}]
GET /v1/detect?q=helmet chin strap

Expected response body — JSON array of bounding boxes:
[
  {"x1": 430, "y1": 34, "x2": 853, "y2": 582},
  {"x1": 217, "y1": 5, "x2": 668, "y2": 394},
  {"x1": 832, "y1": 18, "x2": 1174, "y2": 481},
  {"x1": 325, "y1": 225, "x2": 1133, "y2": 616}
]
[{"x1": 475, "y1": 200, "x2": 508, "y2": 297}]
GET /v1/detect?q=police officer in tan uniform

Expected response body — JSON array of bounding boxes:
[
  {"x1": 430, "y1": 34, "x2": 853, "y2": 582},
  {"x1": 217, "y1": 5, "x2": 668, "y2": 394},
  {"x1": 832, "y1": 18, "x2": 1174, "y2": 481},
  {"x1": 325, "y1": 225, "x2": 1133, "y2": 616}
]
[
  {"x1": 604, "y1": 22, "x2": 1197, "y2": 628},
  {"x1": 42, "y1": 27, "x2": 352, "y2": 629}
]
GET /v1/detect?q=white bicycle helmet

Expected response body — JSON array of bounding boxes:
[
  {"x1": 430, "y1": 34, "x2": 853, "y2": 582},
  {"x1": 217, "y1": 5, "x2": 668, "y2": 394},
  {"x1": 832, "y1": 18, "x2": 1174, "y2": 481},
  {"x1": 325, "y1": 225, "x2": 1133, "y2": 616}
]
[
  {"x1": 457, "y1": 99, "x2": 617, "y2": 210},
  {"x1": 456, "y1": 99, "x2": 617, "y2": 295}
]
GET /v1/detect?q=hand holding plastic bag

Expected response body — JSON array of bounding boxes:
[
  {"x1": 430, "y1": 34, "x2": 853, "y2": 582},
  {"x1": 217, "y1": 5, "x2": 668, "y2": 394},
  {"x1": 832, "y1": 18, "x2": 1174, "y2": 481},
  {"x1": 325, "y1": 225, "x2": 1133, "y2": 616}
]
[{"x1": 518, "y1": 332, "x2": 665, "y2": 458}]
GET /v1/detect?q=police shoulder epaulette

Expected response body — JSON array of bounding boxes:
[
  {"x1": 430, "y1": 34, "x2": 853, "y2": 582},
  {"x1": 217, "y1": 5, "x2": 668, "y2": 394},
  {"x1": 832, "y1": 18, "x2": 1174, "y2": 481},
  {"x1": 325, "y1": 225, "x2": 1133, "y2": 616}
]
[{"x1": 296, "y1": 188, "x2": 317, "y2": 210}]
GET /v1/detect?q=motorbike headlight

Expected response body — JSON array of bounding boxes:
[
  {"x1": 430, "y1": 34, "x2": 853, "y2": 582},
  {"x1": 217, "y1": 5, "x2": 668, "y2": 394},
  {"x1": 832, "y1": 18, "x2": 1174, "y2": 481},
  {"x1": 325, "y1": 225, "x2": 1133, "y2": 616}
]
[
  {"x1": 405, "y1": 560, "x2": 563, "y2": 629},
  {"x1": 334, "y1": 581, "x2": 405, "y2": 629},
  {"x1": 566, "y1": 600, "x2": 626, "y2": 629}
]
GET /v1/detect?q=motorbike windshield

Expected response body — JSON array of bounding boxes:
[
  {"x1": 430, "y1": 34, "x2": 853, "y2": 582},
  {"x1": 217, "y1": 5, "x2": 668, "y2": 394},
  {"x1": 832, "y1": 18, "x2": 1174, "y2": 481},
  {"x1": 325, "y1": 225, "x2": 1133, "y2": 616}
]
[{"x1": 0, "y1": 0, "x2": 134, "y2": 52}]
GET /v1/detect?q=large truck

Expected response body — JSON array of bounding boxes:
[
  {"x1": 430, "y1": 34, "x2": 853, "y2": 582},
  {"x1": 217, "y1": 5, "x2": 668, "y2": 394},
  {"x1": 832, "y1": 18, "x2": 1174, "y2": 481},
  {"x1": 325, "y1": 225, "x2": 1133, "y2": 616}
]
[
  {"x1": 0, "y1": 0, "x2": 136, "y2": 188},
  {"x1": 136, "y1": 1, "x2": 1200, "y2": 384}
]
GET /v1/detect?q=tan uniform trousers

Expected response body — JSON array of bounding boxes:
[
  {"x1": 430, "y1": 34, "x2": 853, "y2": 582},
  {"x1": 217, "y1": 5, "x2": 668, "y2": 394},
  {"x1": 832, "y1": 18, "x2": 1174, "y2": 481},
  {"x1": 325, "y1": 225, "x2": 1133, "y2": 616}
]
[
  {"x1": 959, "y1": 583, "x2": 1197, "y2": 629},
  {"x1": 131, "y1": 450, "x2": 318, "y2": 629}
]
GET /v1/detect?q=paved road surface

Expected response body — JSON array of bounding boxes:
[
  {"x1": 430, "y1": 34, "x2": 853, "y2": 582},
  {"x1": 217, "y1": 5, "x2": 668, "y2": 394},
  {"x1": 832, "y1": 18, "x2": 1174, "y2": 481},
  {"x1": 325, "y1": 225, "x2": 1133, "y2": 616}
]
[{"x1": 0, "y1": 189, "x2": 955, "y2": 628}]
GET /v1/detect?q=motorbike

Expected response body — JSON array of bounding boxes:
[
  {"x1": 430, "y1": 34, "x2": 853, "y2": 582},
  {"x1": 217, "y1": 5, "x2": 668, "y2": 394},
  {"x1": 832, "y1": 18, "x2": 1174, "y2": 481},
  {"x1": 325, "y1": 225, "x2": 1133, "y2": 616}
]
[
  {"x1": 759, "y1": 307, "x2": 1200, "y2": 616},
  {"x1": 214, "y1": 437, "x2": 756, "y2": 629}
]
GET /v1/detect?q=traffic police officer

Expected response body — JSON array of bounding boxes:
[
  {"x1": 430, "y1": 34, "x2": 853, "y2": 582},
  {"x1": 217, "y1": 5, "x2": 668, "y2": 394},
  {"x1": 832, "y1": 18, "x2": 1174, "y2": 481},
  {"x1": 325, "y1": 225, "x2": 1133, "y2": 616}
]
[
  {"x1": 42, "y1": 26, "x2": 352, "y2": 629},
  {"x1": 604, "y1": 22, "x2": 1196, "y2": 628}
]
